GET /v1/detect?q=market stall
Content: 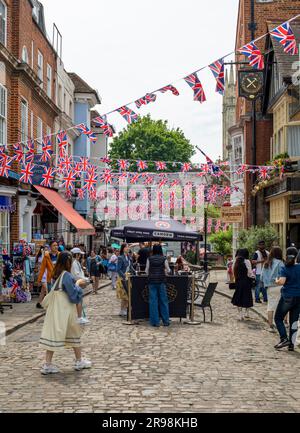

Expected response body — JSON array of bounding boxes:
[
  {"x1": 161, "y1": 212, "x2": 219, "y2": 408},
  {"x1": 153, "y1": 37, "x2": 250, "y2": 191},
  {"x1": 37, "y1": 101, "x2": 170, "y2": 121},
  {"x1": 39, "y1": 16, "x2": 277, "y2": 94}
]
[{"x1": 111, "y1": 219, "x2": 203, "y2": 323}]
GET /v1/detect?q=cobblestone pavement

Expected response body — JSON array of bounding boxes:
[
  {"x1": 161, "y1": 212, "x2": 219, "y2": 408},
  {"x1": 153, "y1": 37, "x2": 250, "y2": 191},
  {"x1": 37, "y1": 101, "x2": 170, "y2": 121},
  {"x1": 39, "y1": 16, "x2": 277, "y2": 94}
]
[{"x1": 0, "y1": 283, "x2": 300, "y2": 413}]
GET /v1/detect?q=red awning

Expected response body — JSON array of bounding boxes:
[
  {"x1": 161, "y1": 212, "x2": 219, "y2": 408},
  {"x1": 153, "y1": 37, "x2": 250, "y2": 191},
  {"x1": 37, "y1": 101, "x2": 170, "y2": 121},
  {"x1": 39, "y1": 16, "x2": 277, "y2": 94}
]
[{"x1": 34, "y1": 186, "x2": 95, "y2": 236}]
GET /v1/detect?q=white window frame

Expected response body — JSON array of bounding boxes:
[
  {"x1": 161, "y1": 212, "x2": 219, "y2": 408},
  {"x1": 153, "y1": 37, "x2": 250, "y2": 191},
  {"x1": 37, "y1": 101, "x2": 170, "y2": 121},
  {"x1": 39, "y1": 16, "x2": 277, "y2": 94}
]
[
  {"x1": 31, "y1": 41, "x2": 34, "y2": 69},
  {"x1": 0, "y1": 83, "x2": 7, "y2": 148},
  {"x1": 20, "y1": 98, "x2": 28, "y2": 144},
  {"x1": 37, "y1": 117, "x2": 43, "y2": 154},
  {"x1": 22, "y1": 46, "x2": 29, "y2": 64},
  {"x1": 46, "y1": 64, "x2": 52, "y2": 98},
  {"x1": 37, "y1": 50, "x2": 43, "y2": 88},
  {"x1": 0, "y1": 0, "x2": 7, "y2": 47},
  {"x1": 0, "y1": 211, "x2": 10, "y2": 254},
  {"x1": 30, "y1": 111, "x2": 34, "y2": 139}
]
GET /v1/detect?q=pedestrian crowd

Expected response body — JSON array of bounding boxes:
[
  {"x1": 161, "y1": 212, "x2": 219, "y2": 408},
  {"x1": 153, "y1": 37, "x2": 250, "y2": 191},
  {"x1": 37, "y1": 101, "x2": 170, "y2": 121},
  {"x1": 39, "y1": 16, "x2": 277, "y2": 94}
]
[{"x1": 229, "y1": 241, "x2": 300, "y2": 352}]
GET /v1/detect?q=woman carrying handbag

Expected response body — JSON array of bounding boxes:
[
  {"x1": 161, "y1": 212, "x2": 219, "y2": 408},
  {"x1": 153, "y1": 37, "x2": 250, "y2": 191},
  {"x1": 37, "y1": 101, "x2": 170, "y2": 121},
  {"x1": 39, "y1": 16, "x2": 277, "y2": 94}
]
[{"x1": 39, "y1": 252, "x2": 92, "y2": 375}]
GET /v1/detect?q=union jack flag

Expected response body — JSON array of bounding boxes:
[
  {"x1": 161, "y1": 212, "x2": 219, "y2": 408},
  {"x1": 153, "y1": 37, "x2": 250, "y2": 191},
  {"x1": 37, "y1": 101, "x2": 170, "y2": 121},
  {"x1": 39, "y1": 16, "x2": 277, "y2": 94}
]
[
  {"x1": 170, "y1": 179, "x2": 180, "y2": 187},
  {"x1": 65, "y1": 189, "x2": 73, "y2": 200},
  {"x1": 57, "y1": 131, "x2": 68, "y2": 158},
  {"x1": 62, "y1": 170, "x2": 76, "y2": 191},
  {"x1": 41, "y1": 167, "x2": 56, "y2": 188},
  {"x1": 215, "y1": 219, "x2": 221, "y2": 233},
  {"x1": 130, "y1": 173, "x2": 140, "y2": 184},
  {"x1": 20, "y1": 162, "x2": 34, "y2": 184},
  {"x1": 159, "y1": 85, "x2": 179, "y2": 96},
  {"x1": 76, "y1": 123, "x2": 98, "y2": 143},
  {"x1": 117, "y1": 159, "x2": 130, "y2": 171},
  {"x1": 135, "y1": 93, "x2": 157, "y2": 109},
  {"x1": 58, "y1": 155, "x2": 73, "y2": 173},
  {"x1": 79, "y1": 157, "x2": 90, "y2": 173},
  {"x1": 129, "y1": 190, "x2": 137, "y2": 200},
  {"x1": 136, "y1": 160, "x2": 148, "y2": 171},
  {"x1": 26, "y1": 140, "x2": 35, "y2": 162},
  {"x1": 270, "y1": 22, "x2": 298, "y2": 55},
  {"x1": 155, "y1": 161, "x2": 167, "y2": 171},
  {"x1": 89, "y1": 190, "x2": 97, "y2": 201},
  {"x1": 40, "y1": 136, "x2": 53, "y2": 162},
  {"x1": 118, "y1": 172, "x2": 128, "y2": 185},
  {"x1": 100, "y1": 157, "x2": 112, "y2": 165},
  {"x1": 144, "y1": 175, "x2": 154, "y2": 185},
  {"x1": 13, "y1": 143, "x2": 24, "y2": 163},
  {"x1": 117, "y1": 106, "x2": 138, "y2": 124},
  {"x1": 184, "y1": 73, "x2": 206, "y2": 103},
  {"x1": 181, "y1": 162, "x2": 192, "y2": 172},
  {"x1": 83, "y1": 171, "x2": 98, "y2": 191},
  {"x1": 101, "y1": 169, "x2": 113, "y2": 184},
  {"x1": 158, "y1": 177, "x2": 168, "y2": 189},
  {"x1": 209, "y1": 58, "x2": 225, "y2": 94},
  {"x1": 236, "y1": 164, "x2": 248, "y2": 175},
  {"x1": 220, "y1": 186, "x2": 232, "y2": 197},
  {"x1": 0, "y1": 154, "x2": 13, "y2": 178},
  {"x1": 239, "y1": 42, "x2": 264, "y2": 70},
  {"x1": 93, "y1": 115, "x2": 115, "y2": 138},
  {"x1": 259, "y1": 166, "x2": 271, "y2": 180},
  {"x1": 77, "y1": 189, "x2": 86, "y2": 200}
]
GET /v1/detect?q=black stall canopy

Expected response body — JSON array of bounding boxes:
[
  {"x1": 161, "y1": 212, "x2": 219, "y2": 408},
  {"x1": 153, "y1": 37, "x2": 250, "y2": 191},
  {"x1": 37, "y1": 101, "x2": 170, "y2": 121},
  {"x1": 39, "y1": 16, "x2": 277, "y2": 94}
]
[{"x1": 110, "y1": 219, "x2": 203, "y2": 243}]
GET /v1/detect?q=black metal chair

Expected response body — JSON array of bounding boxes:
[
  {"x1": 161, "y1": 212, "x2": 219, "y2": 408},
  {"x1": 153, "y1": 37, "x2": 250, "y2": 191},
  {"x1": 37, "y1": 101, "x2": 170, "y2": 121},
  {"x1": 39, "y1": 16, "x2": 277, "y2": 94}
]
[
  {"x1": 0, "y1": 301, "x2": 13, "y2": 314},
  {"x1": 193, "y1": 282, "x2": 218, "y2": 322}
]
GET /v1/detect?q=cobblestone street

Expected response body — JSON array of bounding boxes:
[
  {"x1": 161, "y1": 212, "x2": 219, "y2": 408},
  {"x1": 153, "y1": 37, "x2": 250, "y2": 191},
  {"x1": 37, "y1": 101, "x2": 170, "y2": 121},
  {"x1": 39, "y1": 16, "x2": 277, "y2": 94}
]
[{"x1": 1, "y1": 282, "x2": 300, "y2": 413}]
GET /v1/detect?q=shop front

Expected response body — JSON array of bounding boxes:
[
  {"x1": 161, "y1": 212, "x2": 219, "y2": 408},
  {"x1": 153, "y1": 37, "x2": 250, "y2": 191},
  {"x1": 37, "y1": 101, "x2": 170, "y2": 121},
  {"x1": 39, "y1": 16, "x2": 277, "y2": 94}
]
[{"x1": 0, "y1": 187, "x2": 17, "y2": 254}]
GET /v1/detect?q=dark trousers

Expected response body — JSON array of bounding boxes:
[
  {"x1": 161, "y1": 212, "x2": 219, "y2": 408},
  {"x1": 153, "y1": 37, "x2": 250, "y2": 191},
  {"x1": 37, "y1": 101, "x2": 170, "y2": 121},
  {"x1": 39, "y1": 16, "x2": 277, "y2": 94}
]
[{"x1": 274, "y1": 295, "x2": 300, "y2": 345}]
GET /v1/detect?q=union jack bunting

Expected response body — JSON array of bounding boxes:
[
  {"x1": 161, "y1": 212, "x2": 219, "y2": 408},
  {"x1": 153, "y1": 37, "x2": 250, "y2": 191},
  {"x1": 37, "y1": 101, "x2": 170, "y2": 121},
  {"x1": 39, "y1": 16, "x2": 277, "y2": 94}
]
[
  {"x1": 136, "y1": 160, "x2": 148, "y2": 171},
  {"x1": 209, "y1": 58, "x2": 225, "y2": 94},
  {"x1": 57, "y1": 131, "x2": 68, "y2": 158},
  {"x1": 170, "y1": 179, "x2": 180, "y2": 187},
  {"x1": 77, "y1": 189, "x2": 86, "y2": 200},
  {"x1": 41, "y1": 167, "x2": 56, "y2": 188},
  {"x1": 158, "y1": 177, "x2": 168, "y2": 189},
  {"x1": 215, "y1": 219, "x2": 221, "y2": 233},
  {"x1": 93, "y1": 115, "x2": 115, "y2": 138},
  {"x1": 259, "y1": 166, "x2": 271, "y2": 180},
  {"x1": 144, "y1": 175, "x2": 154, "y2": 185},
  {"x1": 20, "y1": 162, "x2": 34, "y2": 184},
  {"x1": 270, "y1": 22, "x2": 298, "y2": 55},
  {"x1": 76, "y1": 123, "x2": 98, "y2": 144},
  {"x1": 79, "y1": 157, "x2": 90, "y2": 172},
  {"x1": 101, "y1": 169, "x2": 113, "y2": 184},
  {"x1": 159, "y1": 85, "x2": 179, "y2": 96},
  {"x1": 135, "y1": 93, "x2": 157, "y2": 109},
  {"x1": 239, "y1": 42, "x2": 264, "y2": 70},
  {"x1": 89, "y1": 190, "x2": 97, "y2": 201},
  {"x1": 41, "y1": 136, "x2": 53, "y2": 162},
  {"x1": 117, "y1": 106, "x2": 138, "y2": 124},
  {"x1": 236, "y1": 164, "x2": 248, "y2": 175},
  {"x1": 100, "y1": 157, "x2": 112, "y2": 165},
  {"x1": 118, "y1": 172, "x2": 128, "y2": 185},
  {"x1": 117, "y1": 159, "x2": 130, "y2": 171},
  {"x1": 221, "y1": 186, "x2": 232, "y2": 197},
  {"x1": 130, "y1": 173, "x2": 140, "y2": 184},
  {"x1": 58, "y1": 155, "x2": 73, "y2": 173},
  {"x1": 181, "y1": 162, "x2": 192, "y2": 172},
  {"x1": 0, "y1": 154, "x2": 13, "y2": 178},
  {"x1": 65, "y1": 189, "x2": 73, "y2": 200},
  {"x1": 13, "y1": 143, "x2": 24, "y2": 163},
  {"x1": 83, "y1": 171, "x2": 98, "y2": 191},
  {"x1": 62, "y1": 170, "x2": 76, "y2": 191},
  {"x1": 129, "y1": 190, "x2": 137, "y2": 200},
  {"x1": 26, "y1": 140, "x2": 35, "y2": 163},
  {"x1": 155, "y1": 161, "x2": 167, "y2": 171},
  {"x1": 184, "y1": 73, "x2": 206, "y2": 103}
]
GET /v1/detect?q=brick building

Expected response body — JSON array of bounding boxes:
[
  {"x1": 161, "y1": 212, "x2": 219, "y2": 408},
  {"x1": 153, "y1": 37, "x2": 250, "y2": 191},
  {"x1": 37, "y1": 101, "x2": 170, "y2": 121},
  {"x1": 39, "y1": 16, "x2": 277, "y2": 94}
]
[
  {"x1": 229, "y1": 0, "x2": 300, "y2": 232},
  {"x1": 0, "y1": 0, "x2": 60, "y2": 251}
]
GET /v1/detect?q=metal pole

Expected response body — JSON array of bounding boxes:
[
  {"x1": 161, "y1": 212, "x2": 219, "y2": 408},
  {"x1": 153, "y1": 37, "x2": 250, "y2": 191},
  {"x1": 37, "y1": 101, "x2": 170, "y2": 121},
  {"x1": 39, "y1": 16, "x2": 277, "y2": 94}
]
[
  {"x1": 204, "y1": 207, "x2": 208, "y2": 272},
  {"x1": 252, "y1": 100, "x2": 257, "y2": 227}
]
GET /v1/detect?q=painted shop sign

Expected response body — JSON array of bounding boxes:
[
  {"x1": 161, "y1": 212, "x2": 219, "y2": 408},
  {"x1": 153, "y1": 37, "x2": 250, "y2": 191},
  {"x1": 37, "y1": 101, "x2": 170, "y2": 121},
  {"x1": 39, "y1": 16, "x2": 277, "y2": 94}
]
[{"x1": 221, "y1": 206, "x2": 244, "y2": 223}]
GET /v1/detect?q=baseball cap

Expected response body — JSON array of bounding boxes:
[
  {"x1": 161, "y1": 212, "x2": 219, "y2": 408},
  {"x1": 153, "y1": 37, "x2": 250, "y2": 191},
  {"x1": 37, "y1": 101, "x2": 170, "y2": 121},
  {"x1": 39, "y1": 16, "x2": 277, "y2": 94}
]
[{"x1": 71, "y1": 247, "x2": 85, "y2": 255}]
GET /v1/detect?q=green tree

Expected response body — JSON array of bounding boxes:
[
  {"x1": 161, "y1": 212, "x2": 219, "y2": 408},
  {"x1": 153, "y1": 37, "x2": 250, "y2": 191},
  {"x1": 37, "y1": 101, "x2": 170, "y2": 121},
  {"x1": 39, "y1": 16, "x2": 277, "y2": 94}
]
[
  {"x1": 237, "y1": 224, "x2": 279, "y2": 256},
  {"x1": 209, "y1": 227, "x2": 233, "y2": 262},
  {"x1": 109, "y1": 115, "x2": 195, "y2": 171}
]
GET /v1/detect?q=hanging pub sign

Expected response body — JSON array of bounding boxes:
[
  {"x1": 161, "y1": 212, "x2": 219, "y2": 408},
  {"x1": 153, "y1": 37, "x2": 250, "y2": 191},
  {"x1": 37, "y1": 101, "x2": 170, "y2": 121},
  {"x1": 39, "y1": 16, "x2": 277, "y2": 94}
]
[{"x1": 221, "y1": 206, "x2": 244, "y2": 223}]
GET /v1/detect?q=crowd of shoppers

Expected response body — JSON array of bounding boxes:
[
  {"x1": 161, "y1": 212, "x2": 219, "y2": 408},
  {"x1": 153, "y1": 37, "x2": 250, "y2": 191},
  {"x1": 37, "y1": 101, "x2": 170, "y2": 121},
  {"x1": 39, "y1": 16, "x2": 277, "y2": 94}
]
[{"x1": 231, "y1": 242, "x2": 300, "y2": 352}]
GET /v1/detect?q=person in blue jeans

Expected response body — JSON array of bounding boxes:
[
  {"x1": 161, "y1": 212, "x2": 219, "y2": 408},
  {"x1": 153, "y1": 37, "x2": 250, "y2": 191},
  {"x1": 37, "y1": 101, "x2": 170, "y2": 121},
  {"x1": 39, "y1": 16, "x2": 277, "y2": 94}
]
[
  {"x1": 145, "y1": 245, "x2": 171, "y2": 327},
  {"x1": 252, "y1": 241, "x2": 269, "y2": 303},
  {"x1": 275, "y1": 247, "x2": 300, "y2": 351}
]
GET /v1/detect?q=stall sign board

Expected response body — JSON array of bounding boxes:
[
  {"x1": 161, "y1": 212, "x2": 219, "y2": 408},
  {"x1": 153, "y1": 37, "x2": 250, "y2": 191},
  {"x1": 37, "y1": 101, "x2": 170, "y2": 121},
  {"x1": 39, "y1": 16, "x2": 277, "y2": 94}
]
[
  {"x1": 221, "y1": 206, "x2": 244, "y2": 223},
  {"x1": 130, "y1": 275, "x2": 190, "y2": 320}
]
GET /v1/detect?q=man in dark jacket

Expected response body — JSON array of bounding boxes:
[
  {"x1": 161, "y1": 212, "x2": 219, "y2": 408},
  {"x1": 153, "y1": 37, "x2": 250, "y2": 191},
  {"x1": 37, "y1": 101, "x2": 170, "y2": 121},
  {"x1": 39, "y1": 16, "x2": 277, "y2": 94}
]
[{"x1": 145, "y1": 245, "x2": 171, "y2": 327}]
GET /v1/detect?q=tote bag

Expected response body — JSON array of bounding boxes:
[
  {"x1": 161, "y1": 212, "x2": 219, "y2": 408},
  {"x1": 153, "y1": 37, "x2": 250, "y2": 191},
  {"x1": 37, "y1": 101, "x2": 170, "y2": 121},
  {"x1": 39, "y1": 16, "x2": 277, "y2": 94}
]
[{"x1": 41, "y1": 271, "x2": 66, "y2": 309}]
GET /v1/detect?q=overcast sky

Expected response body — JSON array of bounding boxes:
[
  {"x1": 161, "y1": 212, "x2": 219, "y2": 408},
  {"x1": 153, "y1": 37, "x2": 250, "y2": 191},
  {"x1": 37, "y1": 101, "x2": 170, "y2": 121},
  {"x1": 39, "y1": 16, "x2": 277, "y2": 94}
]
[{"x1": 42, "y1": 0, "x2": 239, "y2": 163}]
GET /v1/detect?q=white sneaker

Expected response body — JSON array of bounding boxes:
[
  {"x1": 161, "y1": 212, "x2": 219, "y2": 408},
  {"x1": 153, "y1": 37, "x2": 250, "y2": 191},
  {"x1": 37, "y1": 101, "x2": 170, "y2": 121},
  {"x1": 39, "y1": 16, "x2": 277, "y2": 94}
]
[
  {"x1": 40, "y1": 364, "x2": 60, "y2": 375},
  {"x1": 119, "y1": 309, "x2": 127, "y2": 317},
  {"x1": 74, "y1": 358, "x2": 92, "y2": 371},
  {"x1": 77, "y1": 317, "x2": 90, "y2": 325}
]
